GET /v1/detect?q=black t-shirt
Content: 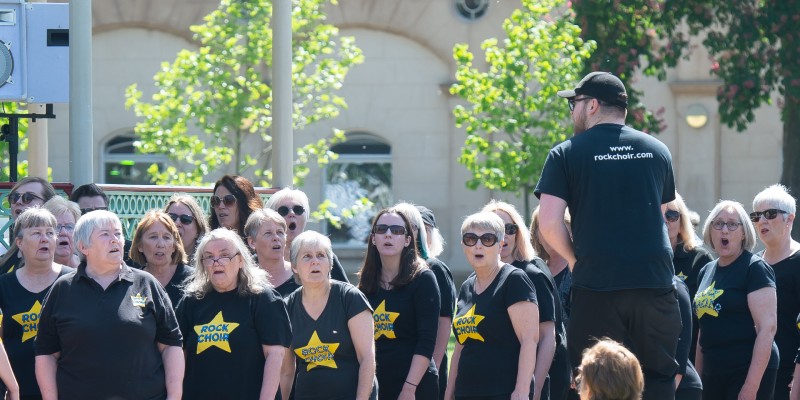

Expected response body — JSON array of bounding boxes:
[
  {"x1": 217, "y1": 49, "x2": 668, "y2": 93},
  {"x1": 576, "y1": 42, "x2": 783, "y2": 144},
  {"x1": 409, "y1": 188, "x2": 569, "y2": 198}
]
[
  {"x1": 427, "y1": 258, "x2": 456, "y2": 318},
  {"x1": 453, "y1": 264, "x2": 537, "y2": 397},
  {"x1": 177, "y1": 287, "x2": 292, "y2": 400},
  {"x1": 285, "y1": 281, "x2": 374, "y2": 400},
  {"x1": 534, "y1": 123, "x2": 676, "y2": 291},
  {"x1": 275, "y1": 276, "x2": 302, "y2": 298},
  {"x1": 0, "y1": 266, "x2": 73, "y2": 397},
  {"x1": 763, "y1": 250, "x2": 800, "y2": 369},
  {"x1": 0, "y1": 251, "x2": 21, "y2": 275},
  {"x1": 673, "y1": 276, "x2": 701, "y2": 390},
  {"x1": 674, "y1": 243, "x2": 714, "y2": 299},
  {"x1": 162, "y1": 263, "x2": 193, "y2": 309},
  {"x1": 552, "y1": 267, "x2": 572, "y2": 324},
  {"x1": 694, "y1": 251, "x2": 779, "y2": 375},
  {"x1": 365, "y1": 268, "x2": 440, "y2": 398},
  {"x1": 510, "y1": 260, "x2": 555, "y2": 324},
  {"x1": 34, "y1": 262, "x2": 183, "y2": 400},
  {"x1": 331, "y1": 253, "x2": 350, "y2": 284}
]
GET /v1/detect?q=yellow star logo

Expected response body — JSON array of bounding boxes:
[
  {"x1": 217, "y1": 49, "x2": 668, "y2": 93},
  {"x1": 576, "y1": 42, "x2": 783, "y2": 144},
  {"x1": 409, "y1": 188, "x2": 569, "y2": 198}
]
[
  {"x1": 694, "y1": 281, "x2": 724, "y2": 319},
  {"x1": 294, "y1": 331, "x2": 340, "y2": 371},
  {"x1": 454, "y1": 305, "x2": 485, "y2": 344},
  {"x1": 11, "y1": 300, "x2": 41, "y2": 342},
  {"x1": 131, "y1": 293, "x2": 147, "y2": 308},
  {"x1": 193, "y1": 311, "x2": 240, "y2": 354},
  {"x1": 676, "y1": 271, "x2": 687, "y2": 281},
  {"x1": 372, "y1": 300, "x2": 400, "y2": 340}
]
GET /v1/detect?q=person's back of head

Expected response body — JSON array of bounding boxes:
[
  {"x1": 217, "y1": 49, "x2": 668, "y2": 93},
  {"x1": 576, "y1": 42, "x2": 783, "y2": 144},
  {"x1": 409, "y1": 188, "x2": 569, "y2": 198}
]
[{"x1": 578, "y1": 339, "x2": 643, "y2": 400}]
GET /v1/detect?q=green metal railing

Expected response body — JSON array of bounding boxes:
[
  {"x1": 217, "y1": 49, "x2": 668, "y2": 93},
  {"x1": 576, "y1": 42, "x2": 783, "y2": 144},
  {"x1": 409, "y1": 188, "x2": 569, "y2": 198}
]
[{"x1": 0, "y1": 184, "x2": 275, "y2": 250}]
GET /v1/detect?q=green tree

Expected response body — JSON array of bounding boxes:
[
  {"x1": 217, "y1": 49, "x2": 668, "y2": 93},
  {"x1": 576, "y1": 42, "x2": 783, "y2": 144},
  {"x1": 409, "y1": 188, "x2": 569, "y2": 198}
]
[
  {"x1": 0, "y1": 103, "x2": 31, "y2": 181},
  {"x1": 451, "y1": 0, "x2": 595, "y2": 218},
  {"x1": 125, "y1": 0, "x2": 363, "y2": 186},
  {"x1": 573, "y1": 0, "x2": 800, "y2": 237}
]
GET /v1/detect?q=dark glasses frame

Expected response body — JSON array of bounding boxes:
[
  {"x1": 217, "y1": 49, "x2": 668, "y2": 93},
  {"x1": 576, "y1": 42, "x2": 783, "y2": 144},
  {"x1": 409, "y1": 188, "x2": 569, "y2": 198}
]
[
  {"x1": 373, "y1": 224, "x2": 407, "y2": 235},
  {"x1": 277, "y1": 205, "x2": 305, "y2": 216},
  {"x1": 210, "y1": 194, "x2": 237, "y2": 208},
  {"x1": 749, "y1": 208, "x2": 787, "y2": 223},
  {"x1": 8, "y1": 191, "x2": 44, "y2": 205},
  {"x1": 568, "y1": 97, "x2": 593, "y2": 111},
  {"x1": 664, "y1": 210, "x2": 680, "y2": 223},
  {"x1": 462, "y1": 232, "x2": 499, "y2": 247},
  {"x1": 168, "y1": 212, "x2": 195, "y2": 225},
  {"x1": 711, "y1": 220, "x2": 743, "y2": 231}
]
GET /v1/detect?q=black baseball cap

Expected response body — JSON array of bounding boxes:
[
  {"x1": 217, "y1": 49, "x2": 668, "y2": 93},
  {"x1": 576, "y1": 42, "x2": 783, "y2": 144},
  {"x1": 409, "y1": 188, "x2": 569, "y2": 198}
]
[
  {"x1": 416, "y1": 205, "x2": 437, "y2": 228},
  {"x1": 557, "y1": 72, "x2": 628, "y2": 108}
]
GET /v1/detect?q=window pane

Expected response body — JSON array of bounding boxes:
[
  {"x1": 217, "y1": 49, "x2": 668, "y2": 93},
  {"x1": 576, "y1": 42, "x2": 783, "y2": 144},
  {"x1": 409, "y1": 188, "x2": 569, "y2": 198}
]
[
  {"x1": 104, "y1": 161, "x2": 161, "y2": 185},
  {"x1": 325, "y1": 162, "x2": 392, "y2": 245}
]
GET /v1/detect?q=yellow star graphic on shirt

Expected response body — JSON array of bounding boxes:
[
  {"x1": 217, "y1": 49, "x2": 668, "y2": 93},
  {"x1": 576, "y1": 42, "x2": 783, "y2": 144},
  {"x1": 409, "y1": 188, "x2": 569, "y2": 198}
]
[
  {"x1": 295, "y1": 331, "x2": 340, "y2": 371},
  {"x1": 454, "y1": 305, "x2": 485, "y2": 344},
  {"x1": 193, "y1": 311, "x2": 240, "y2": 354},
  {"x1": 11, "y1": 300, "x2": 41, "y2": 342},
  {"x1": 676, "y1": 271, "x2": 687, "y2": 281},
  {"x1": 694, "y1": 281, "x2": 724, "y2": 319},
  {"x1": 372, "y1": 300, "x2": 400, "y2": 340}
]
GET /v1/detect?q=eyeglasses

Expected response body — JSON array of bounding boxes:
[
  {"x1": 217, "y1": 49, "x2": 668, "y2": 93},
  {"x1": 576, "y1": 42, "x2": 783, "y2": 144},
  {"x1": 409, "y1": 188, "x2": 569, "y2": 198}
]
[
  {"x1": 201, "y1": 253, "x2": 240, "y2": 267},
  {"x1": 168, "y1": 213, "x2": 195, "y2": 225},
  {"x1": 568, "y1": 97, "x2": 593, "y2": 111},
  {"x1": 373, "y1": 224, "x2": 407, "y2": 235},
  {"x1": 210, "y1": 194, "x2": 237, "y2": 208},
  {"x1": 462, "y1": 232, "x2": 499, "y2": 247},
  {"x1": 664, "y1": 210, "x2": 680, "y2": 223},
  {"x1": 9, "y1": 191, "x2": 43, "y2": 205},
  {"x1": 277, "y1": 205, "x2": 305, "y2": 216},
  {"x1": 504, "y1": 223, "x2": 519, "y2": 235},
  {"x1": 80, "y1": 207, "x2": 108, "y2": 215},
  {"x1": 711, "y1": 220, "x2": 743, "y2": 231},
  {"x1": 56, "y1": 224, "x2": 75, "y2": 233},
  {"x1": 749, "y1": 209, "x2": 788, "y2": 223}
]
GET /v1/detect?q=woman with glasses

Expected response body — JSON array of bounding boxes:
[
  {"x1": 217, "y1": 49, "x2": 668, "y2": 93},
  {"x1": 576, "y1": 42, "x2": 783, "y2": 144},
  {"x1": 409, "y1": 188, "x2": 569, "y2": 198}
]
[
  {"x1": 281, "y1": 230, "x2": 377, "y2": 399},
  {"x1": 164, "y1": 193, "x2": 209, "y2": 262},
  {"x1": 129, "y1": 210, "x2": 193, "y2": 308},
  {"x1": 209, "y1": 175, "x2": 263, "y2": 242},
  {"x1": 483, "y1": 200, "x2": 567, "y2": 400},
  {"x1": 694, "y1": 200, "x2": 778, "y2": 399},
  {"x1": 749, "y1": 185, "x2": 800, "y2": 400},
  {"x1": 0, "y1": 208, "x2": 73, "y2": 399},
  {"x1": 0, "y1": 177, "x2": 57, "y2": 274},
  {"x1": 357, "y1": 207, "x2": 440, "y2": 400},
  {"x1": 245, "y1": 208, "x2": 297, "y2": 297},
  {"x1": 444, "y1": 211, "x2": 538, "y2": 400},
  {"x1": 265, "y1": 187, "x2": 350, "y2": 283},
  {"x1": 42, "y1": 196, "x2": 81, "y2": 268},
  {"x1": 35, "y1": 210, "x2": 184, "y2": 400},
  {"x1": 178, "y1": 228, "x2": 291, "y2": 400}
]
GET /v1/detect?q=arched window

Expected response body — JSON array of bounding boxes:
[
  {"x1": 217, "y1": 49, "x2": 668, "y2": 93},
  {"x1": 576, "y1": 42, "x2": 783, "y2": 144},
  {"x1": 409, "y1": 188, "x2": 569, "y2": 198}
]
[
  {"x1": 324, "y1": 133, "x2": 392, "y2": 246},
  {"x1": 100, "y1": 133, "x2": 167, "y2": 184}
]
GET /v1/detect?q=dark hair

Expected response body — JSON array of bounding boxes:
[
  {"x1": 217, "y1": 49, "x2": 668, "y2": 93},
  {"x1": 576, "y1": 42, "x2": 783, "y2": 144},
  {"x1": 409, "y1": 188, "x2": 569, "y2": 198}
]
[
  {"x1": 208, "y1": 175, "x2": 263, "y2": 237},
  {"x1": 70, "y1": 183, "x2": 108, "y2": 205},
  {"x1": 11, "y1": 177, "x2": 57, "y2": 203},
  {"x1": 357, "y1": 207, "x2": 427, "y2": 294}
]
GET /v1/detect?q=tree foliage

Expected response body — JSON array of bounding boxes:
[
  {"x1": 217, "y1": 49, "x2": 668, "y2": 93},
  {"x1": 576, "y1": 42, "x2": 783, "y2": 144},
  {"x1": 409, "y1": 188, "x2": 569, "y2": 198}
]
[
  {"x1": 451, "y1": 0, "x2": 594, "y2": 217},
  {"x1": 125, "y1": 0, "x2": 363, "y2": 186}
]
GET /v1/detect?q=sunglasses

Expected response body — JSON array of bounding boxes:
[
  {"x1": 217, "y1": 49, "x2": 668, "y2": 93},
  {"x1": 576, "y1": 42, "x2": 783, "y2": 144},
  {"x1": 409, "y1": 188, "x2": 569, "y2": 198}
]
[
  {"x1": 711, "y1": 220, "x2": 743, "y2": 231},
  {"x1": 277, "y1": 205, "x2": 305, "y2": 216},
  {"x1": 8, "y1": 191, "x2": 43, "y2": 205},
  {"x1": 505, "y1": 223, "x2": 519, "y2": 235},
  {"x1": 80, "y1": 207, "x2": 108, "y2": 215},
  {"x1": 373, "y1": 224, "x2": 407, "y2": 235},
  {"x1": 210, "y1": 194, "x2": 237, "y2": 208},
  {"x1": 568, "y1": 97, "x2": 593, "y2": 111},
  {"x1": 168, "y1": 213, "x2": 195, "y2": 225},
  {"x1": 664, "y1": 210, "x2": 680, "y2": 223},
  {"x1": 462, "y1": 232, "x2": 499, "y2": 247},
  {"x1": 749, "y1": 208, "x2": 787, "y2": 223}
]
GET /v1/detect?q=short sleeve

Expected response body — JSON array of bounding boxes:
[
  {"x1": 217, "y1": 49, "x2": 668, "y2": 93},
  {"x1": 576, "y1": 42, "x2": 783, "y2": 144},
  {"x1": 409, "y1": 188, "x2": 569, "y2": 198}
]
[
  {"x1": 150, "y1": 278, "x2": 183, "y2": 347},
  {"x1": 746, "y1": 258, "x2": 776, "y2": 294},
  {"x1": 660, "y1": 150, "x2": 676, "y2": 204},
  {"x1": 340, "y1": 283, "x2": 372, "y2": 320},
  {"x1": 412, "y1": 270, "x2": 441, "y2": 358},
  {"x1": 503, "y1": 268, "x2": 537, "y2": 309},
  {"x1": 331, "y1": 254, "x2": 351, "y2": 284},
  {"x1": 534, "y1": 145, "x2": 569, "y2": 201},
  {"x1": 527, "y1": 269, "x2": 555, "y2": 323},
  {"x1": 34, "y1": 278, "x2": 65, "y2": 355},
  {"x1": 428, "y1": 259, "x2": 456, "y2": 317},
  {"x1": 254, "y1": 289, "x2": 292, "y2": 347}
]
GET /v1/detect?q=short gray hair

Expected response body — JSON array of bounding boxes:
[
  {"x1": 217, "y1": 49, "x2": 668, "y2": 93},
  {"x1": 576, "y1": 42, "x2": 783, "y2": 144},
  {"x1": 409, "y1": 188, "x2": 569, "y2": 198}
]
[
  {"x1": 42, "y1": 196, "x2": 81, "y2": 224},
  {"x1": 289, "y1": 230, "x2": 333, "y2": 285},
  {"x1": 244, "y1": 208, "x2": 286, "y2": 239},
  {"x1": 702, "y1": 200, "x2": 756, "y2": 252},
  {"x1": 753, "y1": 184, "x2": 796, "y2": 216},
  {"x1": 15, "y1": 207, "x2": 57, "y2": 238},
  {"x1": 461, "y1": 211, "x2": 505, "y2": 243},
  {"x1": 73, "y1": 210, "x2": 123, "y2": 260},
  {"x1": 393, "y1": 202, "x2": 430, "y2": 259},
  {"x1": 264, "y1": 187, "x2": 310, "y2": 212}
]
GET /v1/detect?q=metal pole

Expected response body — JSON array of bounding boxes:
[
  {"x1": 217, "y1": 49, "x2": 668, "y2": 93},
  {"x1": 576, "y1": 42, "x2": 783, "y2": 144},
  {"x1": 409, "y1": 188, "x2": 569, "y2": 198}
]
[
  {"x1": 271, "y1": 0, "x2": 292, "y2": 188},
  {"x1": 69, "y1": 0, "x2": 93, "y2": 186}
]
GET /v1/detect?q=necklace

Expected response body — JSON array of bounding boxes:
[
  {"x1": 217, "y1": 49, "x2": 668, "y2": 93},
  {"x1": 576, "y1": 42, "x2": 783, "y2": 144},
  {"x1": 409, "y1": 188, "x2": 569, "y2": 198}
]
[{"x1": 476, "y1": 266, "x2": 500, "y2": 293}]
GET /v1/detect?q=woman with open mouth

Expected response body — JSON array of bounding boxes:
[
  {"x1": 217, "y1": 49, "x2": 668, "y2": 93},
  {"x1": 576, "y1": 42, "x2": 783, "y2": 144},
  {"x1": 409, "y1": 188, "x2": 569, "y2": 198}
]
[
  {"x1": 0, "y1": 177, "x2": 57, "y2": 275},
  {"x1": 245, "y1": 208, "x2": 297, "y2": 297},
  {"x1": 164, "y1": 193, "x2": 209, "y2": 264},
  {"x1": 42, "y1": 196, "x2": 81, "y2": 269},
  {"x1": 0, "y1": 207, "x2": 74, "y2": 399},
  {"x1": 750, "y1": 184, "x2": 800, "y2": 399},
  {"x1": 694, "y1": 200, "x2": 778, "y2": 399},
  {"x1": 209, "y1": 175, "x2": 263, "y2": 243},
  {"x1": 129, "y1": 210, "x2": 193, "y2": 308},
  {"x1": 358, "y1": 207, "x2": 441, "y2": 400}
]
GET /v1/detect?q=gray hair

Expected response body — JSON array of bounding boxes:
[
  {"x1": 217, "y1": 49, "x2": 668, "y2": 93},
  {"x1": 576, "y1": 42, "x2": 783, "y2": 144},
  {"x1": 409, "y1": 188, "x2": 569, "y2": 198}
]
[
  {"x1": 753, "y1": 184, "x2": 797, "y2": 216},
  {"x1": 73, "y1": 210, "x2": 124, "y2": 261},
  {"x1": 702, "y1": 200, "x2": 756, "y2": 252},
  {"x1": 264, "y1": 187, "x2": 311, "y2": 213},
  {"x1": 461, "y1": 211, "x2": 505, "y2": 243},
  {"x1": 244, "y1": 208, "x2": 287, "y2": 239},
  {"x1": 289, "y1": 230, "x2": 334, "y2": 285},
  {"x1": 15, "y1": 207, "x2": 57, "y2": 239},
  {"x1": 184, "y1": 228, "x2": 270, "y2": 298},
  {"x1": 42, "y1": 196, "x2": 81, "y2": 224},
  {"x1": 393, "y1": 202, "x2": 430, "y2": 259}
]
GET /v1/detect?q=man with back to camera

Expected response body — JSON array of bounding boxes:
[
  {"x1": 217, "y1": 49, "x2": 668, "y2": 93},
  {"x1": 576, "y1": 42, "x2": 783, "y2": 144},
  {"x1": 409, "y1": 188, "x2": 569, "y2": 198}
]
[{"x1": 534, "y1": 72, "x2": 682, "y2": 400}]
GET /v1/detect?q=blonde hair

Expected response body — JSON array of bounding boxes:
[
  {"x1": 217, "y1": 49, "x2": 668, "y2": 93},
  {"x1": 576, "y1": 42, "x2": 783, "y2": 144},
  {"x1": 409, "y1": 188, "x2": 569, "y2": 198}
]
[
  {"x1": 667, "y1": 192, "x2": 702, "y2": 252},
  {"x1": 702, "y1": 200, "x2": 757, "y2": 252},
  {"x1": 482, "y1": 200, "x2": 534, "y2": 261},
  {"x1": 578, "y1": 339, "x2": 643, "y2": 400}
]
